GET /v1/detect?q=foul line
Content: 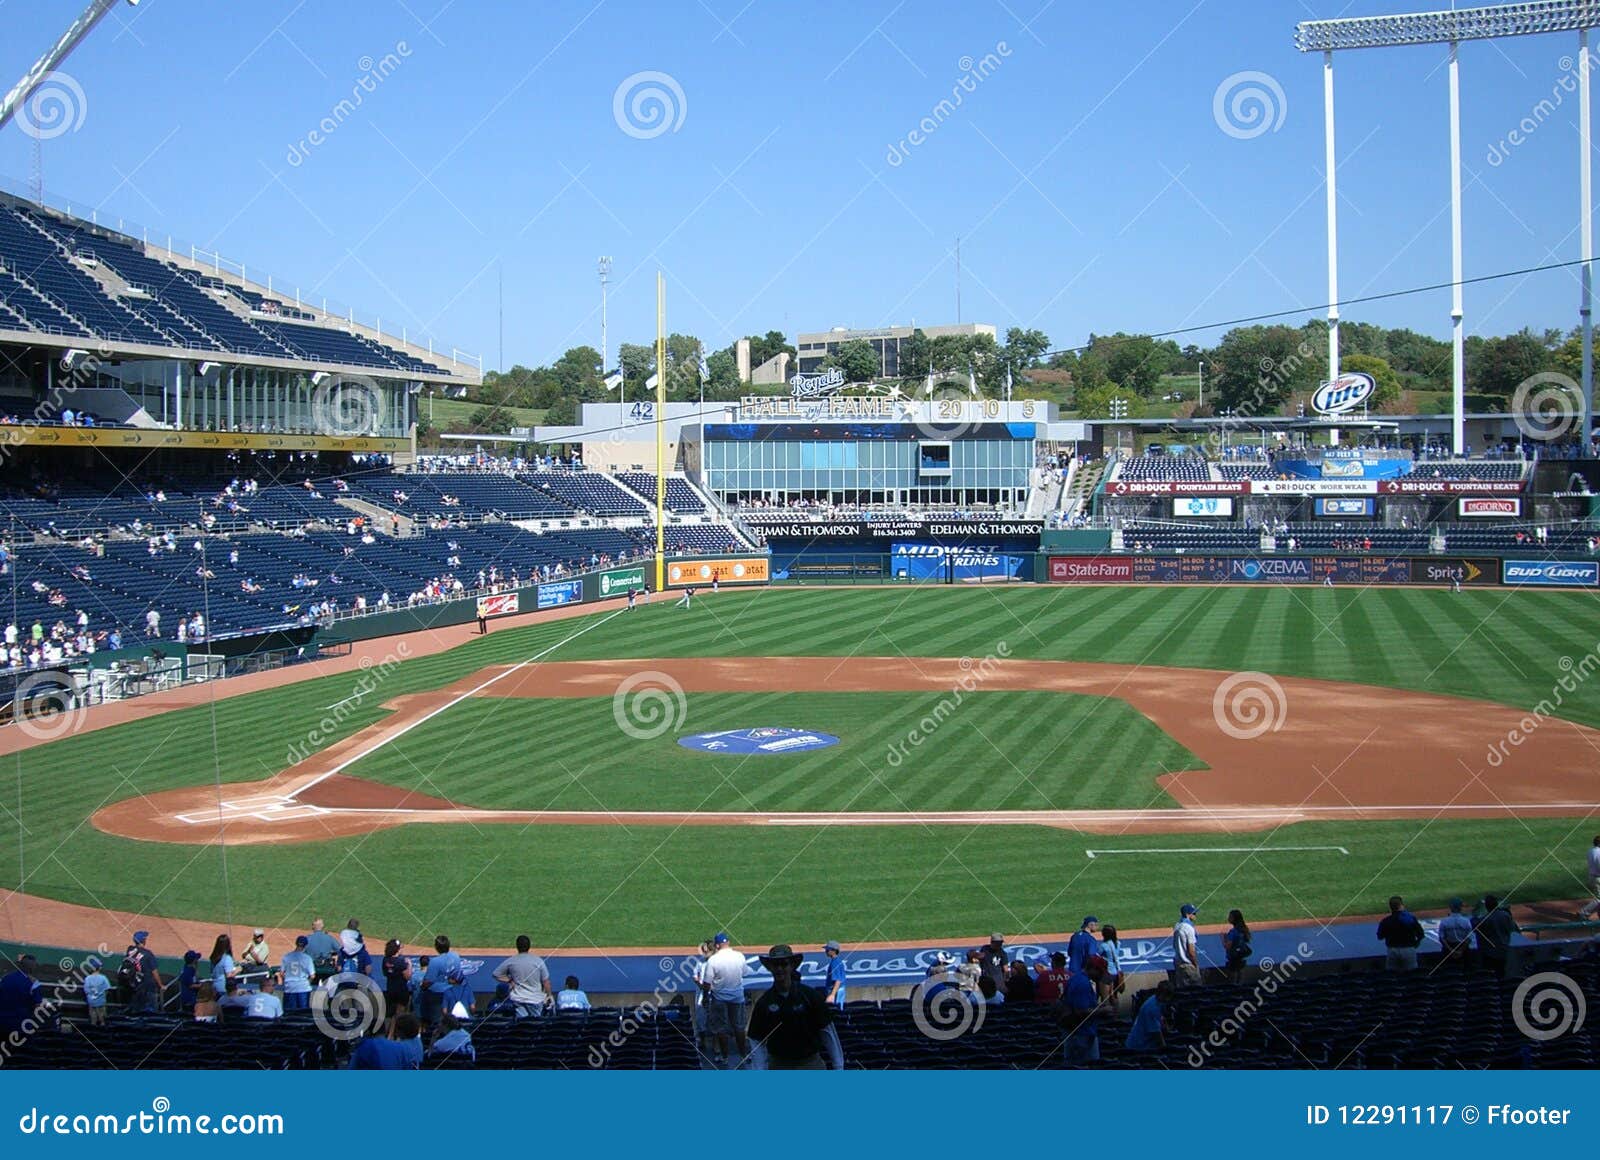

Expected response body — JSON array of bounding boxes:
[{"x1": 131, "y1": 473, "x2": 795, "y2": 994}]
[
  {"x1": 1086, "y1": 845, "x2": 1350, "y2": 858},
  {"x1": 293, "y1": 606, "x2": 629, "y2": 798}
]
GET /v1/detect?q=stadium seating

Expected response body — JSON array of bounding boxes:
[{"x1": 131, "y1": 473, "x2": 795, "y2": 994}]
[
  {"x1": 521, "y1": 471, "x2": 650, "y2": 516},
  {"x1": 616, "y1": 472, "x2": 707, "y2": 513},
  {"x1": 0, "y1": 200, "x2": 451, "y2": 376},
  {"x1": 1116, "y1": 456, "x2": 1215, "y2": 482}
]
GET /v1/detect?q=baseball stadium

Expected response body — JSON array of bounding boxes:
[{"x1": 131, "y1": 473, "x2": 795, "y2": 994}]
[{"x1": 0, "y1": 1, "x2": 1598, "y2": 1079}]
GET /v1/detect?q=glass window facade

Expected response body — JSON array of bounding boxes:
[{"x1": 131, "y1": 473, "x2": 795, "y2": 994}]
[{"x1": 704, "y1": 432, "x2": 1032, "y2": 505}]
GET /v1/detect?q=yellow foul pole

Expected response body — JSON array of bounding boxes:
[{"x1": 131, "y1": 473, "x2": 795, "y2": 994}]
[{"x1": 654, "y1": 271, "x2": 666, "y2": 593}]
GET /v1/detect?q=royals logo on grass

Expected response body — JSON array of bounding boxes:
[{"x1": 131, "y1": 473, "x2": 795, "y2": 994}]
[{"x1": 678, "y1": 727, "x2": 841, "y2": 754}]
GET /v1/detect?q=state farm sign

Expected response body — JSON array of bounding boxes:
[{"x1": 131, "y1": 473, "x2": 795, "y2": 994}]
[{"x1": 1049, "y1": 557, "x2": 1133, "y2": 582}]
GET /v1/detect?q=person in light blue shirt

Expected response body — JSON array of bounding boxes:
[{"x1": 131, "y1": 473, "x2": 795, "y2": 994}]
[
  {"x1": 1098, "y1": 924, "x2": 1125, "y2": 1008},
  {"x1": 351, "y1": 1013, "x2": 423, "y2": 1069},
  {"x1": 1125, "y1": 982, "x2": 1173, "y2": 1052},
  {"x1": 82, "y1": 962, "x2": 110, "y2": 1026},
  {"x1": 209, "y1": 934, "x2": 238, "y2": 996},
  {"x1": 422, "y1": 936, "x2": 461, "y2": 1027},
  {"x1": 429, "y1": 1014, "x2": 475, "y2": 1060},
  {"x1": 241, "y1": 977, "x2": 283, "y2": 1020},
  {"x1": 279, "y1": 936, "x2": 315, "y2": 1011},
  {"x1": 555, "y1": 976, "x2": 591, "y2": 1011}
]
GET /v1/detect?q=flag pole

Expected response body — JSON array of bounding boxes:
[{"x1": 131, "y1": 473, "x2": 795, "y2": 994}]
[{"x1": 655, "y1": 271, "x2": 666, "y2": 594}]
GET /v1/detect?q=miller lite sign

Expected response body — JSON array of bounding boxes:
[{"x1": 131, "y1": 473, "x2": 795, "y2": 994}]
[{"x1": 1312, "y1": 372, "x2": 1376, "y2": 416}]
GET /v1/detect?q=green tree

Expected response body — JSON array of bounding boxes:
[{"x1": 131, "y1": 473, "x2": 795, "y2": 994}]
[
  {"x1": 1003, "y1": 327, "x2": 1051, "y2": 370},
  {"x1": 551, "y1": 346, "x2": 603, "y2": 396},
  {"x1": 1087, "y1": 332, "x2": 1174, "y2": 397},
  {"x1": 1472, "y1": 329, "x2": 1549, "y2": 398},
  {"x1": 1210, "y1": 325, "x2": 1325, "y2": 414},
  {"x1": 617, "y1": 343, "x2": 655, "y2": 395},
  {"x1": 705, "y1": 348, "x2": 742, "y2": 399},
  {"x1": 825, "y1": 338, "x2": 881, "y2": 383},
  {"x1": 468, "y1": 404, "x2": 515, "y2": 434},
  {"x1": 1073, "y1": 382, "x2": 1143, "y2": 419},
  {"x1": 746, "y1": 329, "x2": 794, "y2": 368},
  {"x1": 898, "y1": 328, "x2": 932, "y2": 383},
  {"x1": 1340, "y1": 353, "x2": 1401, "y2": 409}
]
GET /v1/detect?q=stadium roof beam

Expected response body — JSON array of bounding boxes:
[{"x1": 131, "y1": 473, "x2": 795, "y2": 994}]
[
  {"x1": 0, "y1": 0, "x2": 140, "y2": 137},
  {"x1": 1296, "y1": 1, "x2": 1600, "y2": 456}
]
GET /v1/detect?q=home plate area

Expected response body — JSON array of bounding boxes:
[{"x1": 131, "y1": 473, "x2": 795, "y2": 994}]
[{"x1": 175, "y1": 795, "x2": 332, "y2": 825}]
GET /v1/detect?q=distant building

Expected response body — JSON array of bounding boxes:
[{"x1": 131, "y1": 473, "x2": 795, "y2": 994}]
[{"x1": 794, "y1": 323, "x2": 996, "y2": 378}]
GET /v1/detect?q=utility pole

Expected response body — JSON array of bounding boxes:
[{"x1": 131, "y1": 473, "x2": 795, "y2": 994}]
[
  {"x1": 598, "y1": 256, "x2": 612, "y2": 372},
  {"x1": 955, "y1": 236, "x2": 962, "y2": 324}
]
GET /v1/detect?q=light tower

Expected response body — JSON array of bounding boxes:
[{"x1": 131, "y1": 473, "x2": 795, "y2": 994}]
[{"x1": 598, "y1": 256, "x2": 613, "y2": 373}]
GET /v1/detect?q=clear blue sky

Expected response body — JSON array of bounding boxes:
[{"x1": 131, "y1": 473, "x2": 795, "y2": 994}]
[{"x1": 0, "y1": 0, "x2": 1590, "y2": 370}]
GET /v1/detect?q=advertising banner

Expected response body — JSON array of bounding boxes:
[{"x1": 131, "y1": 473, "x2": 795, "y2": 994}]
[
  {"x1": 475, "y1": 592, "x2": 519, "y2": 618},
  {"x1": 1408, "y1": 557, "x2": 1497, "y2": 586},
  {"x1": 1106, "y1": 480, "x2": 1247, "y2": 496},
  {"x1": 537, "y1": 579, "x2": 583, "y2": 609},
  {"x1": 1173, "y1": 497, "x2": 1234, "y2": 517},
  {"x1": 891, "y1": 543, "x2": 1028, "y2": 581},
  {"x1": 1379, "y1": 479, "x2": 1525, "y2": 494},
  {"x1": 1250, "y1": 479, "x2": 1378, "y2": 496},
  {"x1": 1314, "y1": 498, "x2": 1375, "y2": 517},
  {"x1": 1457, "y1": 497, "x2": 1521, "y2": 517},
  {"x1": 1503, "y1": 559, "x2": 1599, "y2": 587},
  {"x1": 1049, "y1": 556, "x2": 1134, "y2": 582},
  {"x1": 666, "y1": 557, "x2": 770, "y2": 586},
  {"x1": 597, "y1": 566, "x2": 646, "y2": 597}
]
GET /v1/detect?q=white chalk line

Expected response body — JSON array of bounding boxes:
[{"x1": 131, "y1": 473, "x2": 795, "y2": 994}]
[
  {"x1": 291, "y1": 606, "x2": 628, "y2": 799},
  {"x1": 1085, "y1": 845, "x2": 1350, "y2": 858}
]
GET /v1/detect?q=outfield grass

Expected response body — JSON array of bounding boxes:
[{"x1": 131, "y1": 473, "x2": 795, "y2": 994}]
[
  {"x1": 346, "y1": 692, "x2": 1194, "y2": 812},
  {"x1": 5, "y1": 585, "x2": 1600, "y2": 945}
]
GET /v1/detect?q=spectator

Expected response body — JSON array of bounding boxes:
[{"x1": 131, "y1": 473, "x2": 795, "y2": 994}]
[
  {"x1": 192, "y1": 981, "x2": 219, "y2": 1024},
  {"x1": 555, "y1": 976, "x2": 591, "y2": 1012},
  {"x1": 1475, "y1": 894, "x2": 1519, "y2": 977},
  {"x1": 490, "y1": 935, "x2": 550, "y2": 1019},
  {"x1": 303, "y1": 918, "x2": 338, "y2": 980},
  {"x1": 746, "y1": 944, "x2": 839, "y2": 1070},
  {"x1": 1436, "y1": 898, "x2": 1473, "y2": 968},
  {"x1": 976, "y1": 975, "x2": 1004, "y2": 1004},
  {"x1": 120, "y1": 930, "x2": 162, "y2": 1014},
  {"x1": 421, "y1": 936, "x2": 461, "y2": 1027},
  {"x1": 209, "y1": 934, "x2": 238, "y2": 995},
  {"x1": 820, "y1": 940, "x2": 847, "y2": 1008},
  {"x1": 0, "y1": 954, "x2": 42, "y2": 1035},
  {"x1": 265, "y1": 935, "x2": 310, "y2": 1009},
  {"x1": 1171, "y1": 903, "x2": 1201, "y2": 987},
  {"x1": 241, "y1": 976, "x2": 283, "y2": 1020},
  {"x1": 957, "y1": 948, "x2": 984, "y2": 992},
  {"x1": 1377, "y1": 895, "x2": 1425, "y2": 971},
  {"x1": 1067, "y1": 916, "x2": 1099, "y2": 973},
  {"x1": 336, "y1": 928, "x2": 372, "y2": 978},
  {"x1": 1222, "y1": 909, "x2": 1253, "y2": 983},
  {"x1": 978, "y1": 933, "x2": 1008, "y2": 994},
  {"x1": 1125, "y1": 981, "x2": 1175, "y2": 1052},
  {"x1": 82, "y1": 960, "x2": 111, "y2": 1027},
  {"x1": 1059, "y1": 957, "x2": 1106, "y2": 1064},
  {"x1": 1004, "y1": 959, "x2": 1035, "y2": 1004},
  {"x1": 239, "y1": 928, "x2": 271, "y2": 970},
  {"x1": 1098, "y1": 923, "x2": 1125, "y2": 1006},
  {"x1": 177, "y1": 950, "x2": 202, "y2": 1015},
  {"x1": 350, "y1": 1012, "x2": 423, "y2": 1070},
  {"x1": 381, "y1": 939, "x2": 412, "y2": 1029},
  {"x1": 1033, "y1": 951, "x2": 1069, "y2": 1005},
  {"x1": 1578, "y1": 835, "x2": 1600, "y2": 920},
  {"x1": 429, "y1": 1013, "x2": 475, "y2": 1061},
  {"x1": 701, "y1": 932, "x2": 750, "y2": 1068}
]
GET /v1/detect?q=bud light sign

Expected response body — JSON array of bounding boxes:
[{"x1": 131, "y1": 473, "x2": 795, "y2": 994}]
[{"x1": 892, "y1": 542, "x2": 1027, "y2": 582}]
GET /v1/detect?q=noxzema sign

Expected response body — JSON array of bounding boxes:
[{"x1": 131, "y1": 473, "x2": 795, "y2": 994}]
[{"x1": 679, "y1": 728, "x2": 841, "y2": 755}]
